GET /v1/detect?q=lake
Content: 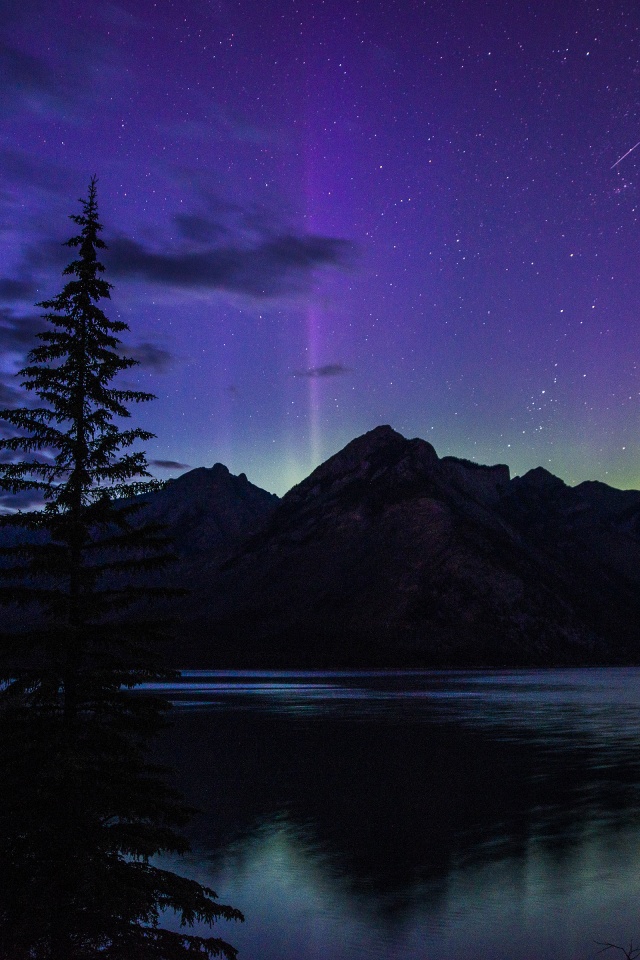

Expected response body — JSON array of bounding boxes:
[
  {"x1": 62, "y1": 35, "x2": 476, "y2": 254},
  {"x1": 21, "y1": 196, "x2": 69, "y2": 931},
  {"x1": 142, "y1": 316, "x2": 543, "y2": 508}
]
[{"x1": 149, "y1": 669, "x2": 640, "y2": 959}]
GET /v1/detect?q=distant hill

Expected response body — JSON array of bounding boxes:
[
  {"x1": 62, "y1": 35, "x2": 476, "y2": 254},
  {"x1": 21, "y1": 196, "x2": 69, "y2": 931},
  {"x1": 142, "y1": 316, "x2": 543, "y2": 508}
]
[{"x1": 5, "y1": 426, "x2": 640, "y2": 667}]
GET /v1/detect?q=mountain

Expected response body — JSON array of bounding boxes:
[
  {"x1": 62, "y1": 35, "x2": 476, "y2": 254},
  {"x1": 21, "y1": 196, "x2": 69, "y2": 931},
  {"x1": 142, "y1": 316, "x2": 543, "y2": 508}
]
[
  {"x1": 0, "y1": 462, "x2": 279, "y2": 641},
  {"x1": 156, "y1": 425, "x2": 640, "y2": 667},
  {"x1": 5, "y1": 427, "x2": 640, "y2": 667},
  {"x1": 137, "y1": 462, "x2": 279, "y2": 560}
]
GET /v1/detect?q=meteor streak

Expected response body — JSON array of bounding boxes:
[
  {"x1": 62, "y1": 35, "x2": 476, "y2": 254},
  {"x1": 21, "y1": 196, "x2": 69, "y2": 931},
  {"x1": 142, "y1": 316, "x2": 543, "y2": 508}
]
[{"x1": 611, "y1": 139, "x2": 640, "y2": 169}]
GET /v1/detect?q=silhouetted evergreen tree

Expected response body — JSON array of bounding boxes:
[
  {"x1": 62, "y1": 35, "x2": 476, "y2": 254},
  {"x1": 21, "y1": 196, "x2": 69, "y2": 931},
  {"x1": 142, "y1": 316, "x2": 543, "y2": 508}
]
[{"x1": 0, "y1": 180, "x2": 242, "y2": 959}]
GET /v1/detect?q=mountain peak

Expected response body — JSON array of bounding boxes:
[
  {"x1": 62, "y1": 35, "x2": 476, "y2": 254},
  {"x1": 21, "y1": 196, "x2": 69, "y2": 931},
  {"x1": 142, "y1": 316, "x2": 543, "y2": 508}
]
[
  {"x1": 331, "y1": 424, "x2": 409, "y2": 461},
  {"x1": 181, "y1": 429, "x2": 640, "y2": 669},
  {"x1": 518, "y1": 466, "x2": 567, "y2": 491},
  {"x1": 284, "y1": 425, "x2": 438, "y2": 504}
]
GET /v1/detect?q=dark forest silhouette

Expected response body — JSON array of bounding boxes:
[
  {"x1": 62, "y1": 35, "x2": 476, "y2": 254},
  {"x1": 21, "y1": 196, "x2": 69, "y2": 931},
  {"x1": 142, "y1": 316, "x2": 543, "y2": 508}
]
[{"x1": 0, "y1": 180, "x2": 242, "y2": 958}]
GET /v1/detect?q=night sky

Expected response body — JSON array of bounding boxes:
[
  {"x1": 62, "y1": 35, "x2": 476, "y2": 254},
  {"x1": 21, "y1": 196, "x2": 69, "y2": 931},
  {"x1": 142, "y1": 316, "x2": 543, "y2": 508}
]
[{"x1": 2, "y1": 0, "x2": 640, "y2": 496}]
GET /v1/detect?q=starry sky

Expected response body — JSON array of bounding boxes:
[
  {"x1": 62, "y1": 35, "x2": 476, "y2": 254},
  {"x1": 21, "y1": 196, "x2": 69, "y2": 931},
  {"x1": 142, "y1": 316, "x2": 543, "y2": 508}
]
[{"x1": 2, "y1": 0, "x2": 640, "y2": 496}]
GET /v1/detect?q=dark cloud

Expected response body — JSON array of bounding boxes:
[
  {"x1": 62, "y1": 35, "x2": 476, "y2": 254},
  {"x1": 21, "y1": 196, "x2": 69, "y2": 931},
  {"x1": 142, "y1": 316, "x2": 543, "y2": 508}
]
[
  {"x1": 0, "y1": 450, "x2": 55, "y2": 466},
  {"x1": 120, "y1": 341, "x2": 174, "y2": 373},
  {"x1": 0, "y1": 314, "x2": 174, "y2": 409},
  {"x1": 0, "y1": 42, "x2": 74, "y2": 116},
  {"x1": 0, "y1": 488, "x2": 45, "y2": 512},
  {"x1": 0, "y1": 312, "x2": 43, "y2": 406},
  {"x1": 0, "y1": 278, "x2": 37, "y2": 302},
  {"x1": 173, "y1": 213, "x2": 229, "y2": 244},
  {"x1": 106, "y1": 233, "x2": 354, "y2": 298},
  {"x1": 293, "y1": 364, "x2": 352, "y2": 378},
  {"x1": 22, "y1": 236, "x2": 69, "y2": 277},
  {"x1": 0, "y1": 44, "x2": 56, "y2": 101},
  {"x1": 0, "y1": 312, "x2": 173, "y2": 381},
  {"x1": 0, "y1": 376, "x2": 27, "y2": 409},
  {"x1": 0, "y1": 147, "x2": 75, "y2": 195},
  {"x1": 0, "y1": 425, "x2": 52, "y2": 510},
  {"x1": 0, "y1": 309, "x2": 45, "y2": 351},
  {"x1": 151, "y1": 459, "x2": 190, "y2": 470},
  {"x1": 0, "y1": 1, "x2": 104, "y2": 119}
]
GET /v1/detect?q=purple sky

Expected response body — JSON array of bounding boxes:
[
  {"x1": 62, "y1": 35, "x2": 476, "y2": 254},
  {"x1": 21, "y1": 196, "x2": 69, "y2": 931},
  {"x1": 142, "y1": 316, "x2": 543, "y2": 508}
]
[{"x1": 2, "y1": 0, "x2": 640, "y2": 495}]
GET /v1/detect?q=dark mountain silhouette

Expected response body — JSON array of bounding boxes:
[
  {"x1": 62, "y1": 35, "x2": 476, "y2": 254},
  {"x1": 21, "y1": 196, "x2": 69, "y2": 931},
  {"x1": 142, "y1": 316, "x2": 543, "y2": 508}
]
[
  {"x1": 136, "y1": 425, "x2": 640, "y2": 667},
  {"x1": 5, "y1": 426, "x2": 640, "y2": 666},
  {"x1": 137, "y1": 462, "x2": 279, "y2": 561}
]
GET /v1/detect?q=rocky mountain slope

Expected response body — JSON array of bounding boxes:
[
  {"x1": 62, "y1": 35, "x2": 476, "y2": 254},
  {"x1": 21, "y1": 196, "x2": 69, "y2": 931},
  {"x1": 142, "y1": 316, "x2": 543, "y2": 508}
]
[
  {"x1": 157, "y1": 426, "x2": 640, "y2": 667},
  {"x1": 137, "y1": 462, "x2": 279, "y2": 563},
  {"x1": 5, "y1": 426, "x2": 640, "y2": 667}
]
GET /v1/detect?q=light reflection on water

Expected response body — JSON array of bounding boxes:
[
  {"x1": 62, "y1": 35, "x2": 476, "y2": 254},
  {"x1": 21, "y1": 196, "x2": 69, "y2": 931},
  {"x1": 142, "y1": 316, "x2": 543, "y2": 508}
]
[
  {"x1": 150, "y1": 669, "x2": 640, "y2": 960},
  {"x1": 144, "y1": 668, "x2": 640, "y2": 747},
  {"x1": 160, "y1": 816, "x2": 640, "y2": 960}
]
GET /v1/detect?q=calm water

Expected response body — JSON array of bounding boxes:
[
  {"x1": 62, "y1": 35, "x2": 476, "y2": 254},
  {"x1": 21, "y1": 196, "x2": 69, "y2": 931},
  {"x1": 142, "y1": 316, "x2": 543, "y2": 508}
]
[{"x1": 148, "y1": 669, "x2": 640, "y2": 959}]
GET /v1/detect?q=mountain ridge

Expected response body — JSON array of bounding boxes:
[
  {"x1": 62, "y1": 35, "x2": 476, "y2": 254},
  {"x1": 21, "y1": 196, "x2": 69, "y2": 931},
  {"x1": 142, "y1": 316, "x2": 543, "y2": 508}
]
[
  {"x1": 4, "y1": 425, "x2": 640, "y2": 668},
  {"x1": 155, "y1": 426, "x2": 640, "y2": 667}
]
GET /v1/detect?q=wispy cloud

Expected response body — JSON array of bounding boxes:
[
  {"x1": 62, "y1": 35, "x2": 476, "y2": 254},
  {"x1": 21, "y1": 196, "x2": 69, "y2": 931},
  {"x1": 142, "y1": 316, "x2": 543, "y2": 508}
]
[
  {"x1": 151, "y1": 459, "x2": 190, "y2": 470},
  {"x1": 0, "y1": 43, "x2": 63, "y2": 112},
  {"x1": 0, "y1": 376, "x2": 27, "y2": 409},
  {"x1": 121, "y1": 341, "x2": 174, "y2": 373},
  {"x1": 0, "y1": 29, "x2": 93, "y2": 123},
  {"x1": 173, "y1": 213, "x2": 229, "y2": 244},
  {"x1": 0, "y1": 488, "x2": 45, "y2": 512},
  {"x1": 0, "y1": 278, "x2": 38, "y2": 303},
  {"x1": 0, "y1": 309, "x2": 45, "y2": 350},
  {"x1": 106, "y1": 233, "x2": 353, "y2": 298},
  {"x1": 164, "y1": 106, "x2": 284, "y2": 148},
  {"x1": 293, "y1": 364, "x2": 352, "y2": 378},
  {"x1": 0, "y1": 147, "x2": 76, "y2": 196},
  {"x1": 0, "y1": 312, "x2": 174, "y2": 389}
]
